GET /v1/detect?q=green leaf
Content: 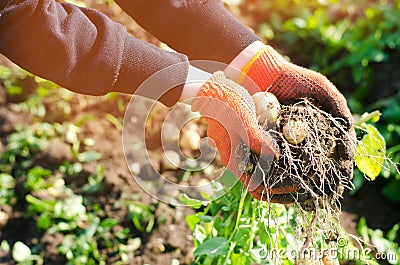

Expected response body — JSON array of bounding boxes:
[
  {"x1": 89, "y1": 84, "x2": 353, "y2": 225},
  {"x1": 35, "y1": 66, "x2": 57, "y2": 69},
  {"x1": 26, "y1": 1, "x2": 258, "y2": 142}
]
[
  {"x1": 193, "y1": 224, "x2": 207, "y2": 244},
  {"x1": 185, "y1": 214, "x2": 200, "y2": 231},
  {"x1": 357, "y1": 217, "x2": 369, "y2": 243},
  {"x1": 386, "y1": 223, "x2": 400, "y2": 242},
  {"x1": 233, "y1": 228, "x2": 251, "y2": 248},
  {"x1": 231, "y1": 251, "x2": 249, "y2": 265},
  {"x1": 355, "y1": 124, "x2": 386, "y2": 180},
  {"x1": 77, "y1": 151, "x2": 101, "y2": 163},
  {"x1": 349, "y1": 170, "x2": 365, "y2": 196},
  {"x1": 37, "y1": 213, "x2": 53, "y2": 230},
  {"x1": 12, "y1": 241, "x2": 31, "y2": 262},
  {"x1": 105, "y1": 113, "x2": 123, "y2": 131},
  {"x1": 355, "y1": 111, "x2": 381, "y2": 126},
  {"x1": 194, "y1": 237, "x2": 230, "y2": 257},
  {"x1": 179, "y1": 194, "x2": 203, "y2": 209}
]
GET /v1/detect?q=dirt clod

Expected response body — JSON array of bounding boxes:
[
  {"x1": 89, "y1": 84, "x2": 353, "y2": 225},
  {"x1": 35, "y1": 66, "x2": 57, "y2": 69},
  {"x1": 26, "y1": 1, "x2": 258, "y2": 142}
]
[
  {"x1": 246, "y1": 100, "x2": 355, "y2": 207},
  {"x1": 240, "y1": 99, "x2": 356, "y2": 251}
]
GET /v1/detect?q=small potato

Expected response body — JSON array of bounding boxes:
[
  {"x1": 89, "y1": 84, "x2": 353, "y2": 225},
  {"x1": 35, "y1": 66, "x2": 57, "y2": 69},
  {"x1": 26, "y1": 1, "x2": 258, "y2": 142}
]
[
  {"x1": 252, "y1": 91, "x2": 281, "y2": 125},
  {"x1": 160, "y1": 150, "x2": 181, "y2": 171},
  {"x1": 0, "y1": 211, "x2": 9, "y2": 229},
  {"x1": 283, "y1": 119, "x2": 308, "y2": 144},
  {"x1": 161, "y1": 123, "x2": 180, "y2": 143},
  {"x1": 179, "y1": 129, "x2": 201, "y2": 151}
]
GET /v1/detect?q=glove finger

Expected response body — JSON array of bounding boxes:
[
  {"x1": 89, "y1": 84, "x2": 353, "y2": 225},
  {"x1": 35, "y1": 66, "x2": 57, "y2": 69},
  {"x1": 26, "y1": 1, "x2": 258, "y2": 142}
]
[
  {"x1": 205, "y1": 117, "x2": 242, "y2": 176},
  {"x1": 193, "y1": 72, "x2": 277, "y2": 157}
]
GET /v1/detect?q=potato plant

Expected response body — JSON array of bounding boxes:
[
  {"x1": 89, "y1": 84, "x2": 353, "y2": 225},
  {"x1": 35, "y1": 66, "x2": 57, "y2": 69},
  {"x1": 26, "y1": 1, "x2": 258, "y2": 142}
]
[
  {"x1": 0, "y1": 121, "x2": 145, "y2": 264},
  {"x1": 183, "y1": 92, "x2": 395, "y2": 264}
]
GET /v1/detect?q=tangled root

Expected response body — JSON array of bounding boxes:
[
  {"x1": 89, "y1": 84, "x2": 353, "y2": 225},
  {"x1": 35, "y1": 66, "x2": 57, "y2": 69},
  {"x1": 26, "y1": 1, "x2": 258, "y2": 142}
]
[{"x1": 239, "y1": 99, "x2": 357, "y2": 251}]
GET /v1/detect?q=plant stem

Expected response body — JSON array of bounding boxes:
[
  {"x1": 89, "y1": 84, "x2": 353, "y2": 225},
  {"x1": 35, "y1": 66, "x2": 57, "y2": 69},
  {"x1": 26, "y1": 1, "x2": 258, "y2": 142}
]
[
  {"x1": 222, "y1": 241, "x2": 236, "y2": 265},
  {"x1": 25, "y1": 194, "x2": 54, "y2": 211},
  {"x1": 248, "y1": 199, "x2": 258, "y2": 250},
  {"x1": 354, "y1": 110, "x2": 381, "y2": 126},
  {"x1": 222, "y1": 189, "x2": 248, "y2": 265},
  {"x1": 232, "y1": 189, "x2": 248, "y2": 237}
]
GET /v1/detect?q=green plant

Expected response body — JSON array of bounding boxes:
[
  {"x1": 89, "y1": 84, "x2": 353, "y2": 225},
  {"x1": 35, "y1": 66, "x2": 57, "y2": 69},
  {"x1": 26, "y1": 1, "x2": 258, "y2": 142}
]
[
  {"x1": 182, "y1": 115, "x2": 394, "y2": 264},
  {"x1": 357, "y1": 218, "x2": 400, "y2": 265},
  {"x1": 127, "y1": 200, "x2": 156, "y2": 233},
  {"x1": 348, "y1": 93, "x2": 400, "y2": 200},
  {"x1": 183, "y1": 172, "x2": 363, "y2": 264},
  {"x1": 257, "y1": 0, "x2": 400, "y2": 101},
  {"x1": 354, "y1": 111, "x2": 386, "y2": 181},
  {"x1": 12, "y1": 241, "x2": 43, "y2": 265},
  {"x1": 0, "y1": 123, "x2": 55, "y2": 178},
  {"x1": 0, "y1": 173, "x2": 16, "y2": 206},
  {"x1": 0, "y1": 65, "x2": 29, "y2": 97},
  {"x1": 0, "y1": 117, "x2": 143, "y2": 263},
  {"x1": 372, "y1": 92, "x2": 400, "y2": 202}
]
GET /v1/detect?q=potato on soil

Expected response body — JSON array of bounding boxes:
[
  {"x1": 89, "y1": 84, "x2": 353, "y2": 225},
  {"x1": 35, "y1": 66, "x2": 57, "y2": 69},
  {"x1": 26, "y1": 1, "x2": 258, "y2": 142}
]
[
  {"x1": 0, "y1": 211, "x2": 9, "y2": 229},
  {"x1": 160, "y1": 150, "x2": 181, "y2": 171},
  {"x1": 282, "y1": 118, "x2": 308, "y2": 144},
  {"x1": 242, "y1": 100, "x2": 352, "y2": 211},
  {"x1": 179, "y1": 129, "x2": 201, "y2": 151}
]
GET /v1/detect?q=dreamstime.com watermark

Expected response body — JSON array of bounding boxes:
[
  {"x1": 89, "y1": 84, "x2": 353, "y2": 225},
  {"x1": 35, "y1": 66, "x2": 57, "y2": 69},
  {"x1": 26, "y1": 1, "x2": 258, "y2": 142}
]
[{"x1": 253, "y1": 237, "x2": 398, "y2": 263}]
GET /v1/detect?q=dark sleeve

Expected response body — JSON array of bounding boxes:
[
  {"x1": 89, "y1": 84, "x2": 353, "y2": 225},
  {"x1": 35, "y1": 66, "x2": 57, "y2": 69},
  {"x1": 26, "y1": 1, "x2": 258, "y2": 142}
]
[
  {"x1": 114, "y1": 0, "x2": 259, "y2": 64},
  {"x1": 0, "y1": 0, "x2": 189, "y2": 106}
]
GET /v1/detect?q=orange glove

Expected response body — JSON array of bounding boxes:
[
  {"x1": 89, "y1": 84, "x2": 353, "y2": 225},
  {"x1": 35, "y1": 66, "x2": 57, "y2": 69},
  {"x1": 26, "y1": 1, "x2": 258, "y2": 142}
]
[
  {"x1": 240, "y1": 45, "x2": 352, "y2": 123},
  {"x1": 192, "y1": 71, "x2": 299, "y2": 201},
  {"x1": 238, "y1": 45, "x2": 355, "y2": 185}
]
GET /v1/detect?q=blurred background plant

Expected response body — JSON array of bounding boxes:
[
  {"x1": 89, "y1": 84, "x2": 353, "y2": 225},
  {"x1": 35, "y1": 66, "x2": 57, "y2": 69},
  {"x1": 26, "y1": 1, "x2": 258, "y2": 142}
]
[{"x1": 225, "y1": 0, "x2": 400, "y2": 201}]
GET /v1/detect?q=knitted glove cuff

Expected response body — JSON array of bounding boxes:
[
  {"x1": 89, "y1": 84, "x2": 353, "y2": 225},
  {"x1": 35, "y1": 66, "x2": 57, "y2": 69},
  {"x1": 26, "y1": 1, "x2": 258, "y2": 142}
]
[{"x1": 238, "y1": 45, "x2": 287, "y2": 92}]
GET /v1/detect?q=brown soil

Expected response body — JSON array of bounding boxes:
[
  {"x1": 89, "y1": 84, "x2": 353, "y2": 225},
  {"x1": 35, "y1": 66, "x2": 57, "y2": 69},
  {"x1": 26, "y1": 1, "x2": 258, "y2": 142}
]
[
  {"x1": 0, "y1": 80, "x2": 195, "y2": 265},
  {"x1": 244, "y1": 101, "x2": 354, "y2": 211}
]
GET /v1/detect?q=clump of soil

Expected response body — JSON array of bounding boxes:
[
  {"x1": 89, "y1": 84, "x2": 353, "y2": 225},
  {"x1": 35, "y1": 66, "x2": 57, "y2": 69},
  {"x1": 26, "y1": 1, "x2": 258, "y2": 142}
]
[
  {"x1": 245, "y1": 100, "x2": 355, "y2": 207},
  {"x1": 240, "y1": 99, "x2": 356, "y2": 251},
  {"x1": 275, "y1": 101, "x2": 353, "y2": 208}
]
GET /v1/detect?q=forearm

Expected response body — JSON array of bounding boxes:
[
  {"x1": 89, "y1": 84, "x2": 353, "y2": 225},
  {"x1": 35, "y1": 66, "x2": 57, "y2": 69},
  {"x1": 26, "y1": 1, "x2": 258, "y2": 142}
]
[
  {"x1": 0, "y1": 0, "x2": 189, "y2": 105},
  {"x1": 115, "y1": 0, "x2": 259, "y2": 64}
]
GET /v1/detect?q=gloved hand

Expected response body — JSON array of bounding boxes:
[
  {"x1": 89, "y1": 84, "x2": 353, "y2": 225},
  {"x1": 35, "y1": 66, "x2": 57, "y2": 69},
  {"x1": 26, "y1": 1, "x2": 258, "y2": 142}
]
[
  {"x1": 239, "y1": 45, "x2": 352, "y2": 123},
  {"x1": 192, "y1": 71, "x2": 299, "y2": 202},
  {"x1": 238, "y1": 44, "x2": 355, "y2": 186}
]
